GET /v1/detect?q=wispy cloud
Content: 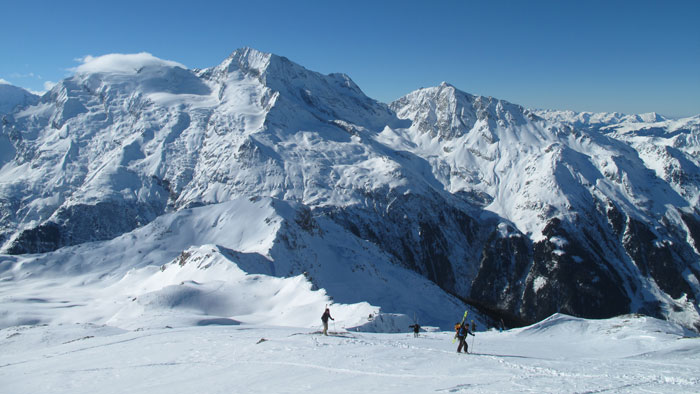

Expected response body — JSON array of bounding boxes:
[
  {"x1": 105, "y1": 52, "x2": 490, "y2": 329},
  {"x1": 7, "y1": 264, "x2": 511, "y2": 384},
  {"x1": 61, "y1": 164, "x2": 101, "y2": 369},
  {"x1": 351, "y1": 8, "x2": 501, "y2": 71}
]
[
  {"x1": 74, "y1": 55, "x2": 94, "y2": 63},
  {"x1": 10, "y1": 72, "x2": 42, "y2": 79}
]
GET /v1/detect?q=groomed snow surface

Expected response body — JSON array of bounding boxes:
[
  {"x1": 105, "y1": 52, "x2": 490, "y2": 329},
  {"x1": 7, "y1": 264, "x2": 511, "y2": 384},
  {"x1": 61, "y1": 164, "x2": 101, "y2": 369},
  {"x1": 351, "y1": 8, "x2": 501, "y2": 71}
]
[{"x1": 2, "y1": 314, "x2": 699, "y2": 393}]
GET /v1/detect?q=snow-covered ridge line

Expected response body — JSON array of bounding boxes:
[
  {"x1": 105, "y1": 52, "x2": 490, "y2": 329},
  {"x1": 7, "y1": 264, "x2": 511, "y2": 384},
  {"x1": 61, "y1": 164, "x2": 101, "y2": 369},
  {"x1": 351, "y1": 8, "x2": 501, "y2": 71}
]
[{"x1": 534, "y1": 108, "x2": 668, "y2": 126}]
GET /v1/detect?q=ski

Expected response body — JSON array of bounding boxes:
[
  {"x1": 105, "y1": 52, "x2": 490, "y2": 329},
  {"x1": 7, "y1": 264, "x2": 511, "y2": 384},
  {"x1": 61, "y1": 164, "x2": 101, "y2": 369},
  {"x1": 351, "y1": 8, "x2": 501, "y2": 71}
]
[{"x1": 452, "y1": 310, "x2": 468, "y2": 343}]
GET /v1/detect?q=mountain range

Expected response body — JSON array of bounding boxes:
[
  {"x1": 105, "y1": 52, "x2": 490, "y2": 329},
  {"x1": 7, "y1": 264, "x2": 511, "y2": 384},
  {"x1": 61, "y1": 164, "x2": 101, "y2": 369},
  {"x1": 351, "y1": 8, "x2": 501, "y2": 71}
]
[{"x1": 1, "y1": 48, "x2": 698, "y2": 331}]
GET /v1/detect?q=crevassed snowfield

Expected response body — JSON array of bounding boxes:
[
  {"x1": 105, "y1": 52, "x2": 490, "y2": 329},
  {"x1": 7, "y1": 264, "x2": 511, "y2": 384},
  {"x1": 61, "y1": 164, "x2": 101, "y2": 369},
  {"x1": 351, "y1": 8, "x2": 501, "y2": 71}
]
[{"x1": 2, "y1": 314, "x2": 699, "y2": 394}]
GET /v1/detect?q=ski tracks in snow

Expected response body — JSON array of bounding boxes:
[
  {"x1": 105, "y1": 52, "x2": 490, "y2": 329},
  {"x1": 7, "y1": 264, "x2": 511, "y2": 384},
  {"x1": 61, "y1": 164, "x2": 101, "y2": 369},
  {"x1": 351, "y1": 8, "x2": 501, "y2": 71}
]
[{"x1": 3, "y1": 325, "x2": 699, "y2": 393}]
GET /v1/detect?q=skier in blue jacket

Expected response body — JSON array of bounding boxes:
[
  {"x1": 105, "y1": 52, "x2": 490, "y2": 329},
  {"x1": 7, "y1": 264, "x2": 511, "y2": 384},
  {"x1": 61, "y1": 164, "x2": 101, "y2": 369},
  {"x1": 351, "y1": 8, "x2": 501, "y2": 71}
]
[{"x1": 455, "y1": 322, "x2": 475, "y2": 353}]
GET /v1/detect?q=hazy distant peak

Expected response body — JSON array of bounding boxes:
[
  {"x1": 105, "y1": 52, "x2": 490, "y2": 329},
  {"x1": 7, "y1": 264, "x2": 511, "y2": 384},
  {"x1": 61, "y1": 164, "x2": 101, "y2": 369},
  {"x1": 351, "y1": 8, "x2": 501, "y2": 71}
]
[{"x1": 0, "y1": 83, "x2": 40, "y2": 114}]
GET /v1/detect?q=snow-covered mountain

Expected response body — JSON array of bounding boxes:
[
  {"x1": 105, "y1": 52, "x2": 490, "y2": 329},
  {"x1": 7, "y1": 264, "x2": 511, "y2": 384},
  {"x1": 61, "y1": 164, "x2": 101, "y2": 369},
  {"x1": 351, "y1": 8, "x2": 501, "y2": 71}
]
[
  {"x1": 0, "y1": 48, "x2": 698, "y2": 332},
  {"x1": 387, "y1": 83, "x2": 700, "y2": 328}
]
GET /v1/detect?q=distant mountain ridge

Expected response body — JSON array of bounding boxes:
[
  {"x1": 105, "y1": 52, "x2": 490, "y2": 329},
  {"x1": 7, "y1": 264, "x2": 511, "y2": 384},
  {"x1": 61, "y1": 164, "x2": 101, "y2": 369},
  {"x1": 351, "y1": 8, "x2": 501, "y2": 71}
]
[
  {"x1": 0, "y1": 83, "x2": 39, "y2": 115},
  {"x1": 1, "y1": 48, "x2": 698, "y2": 331}
]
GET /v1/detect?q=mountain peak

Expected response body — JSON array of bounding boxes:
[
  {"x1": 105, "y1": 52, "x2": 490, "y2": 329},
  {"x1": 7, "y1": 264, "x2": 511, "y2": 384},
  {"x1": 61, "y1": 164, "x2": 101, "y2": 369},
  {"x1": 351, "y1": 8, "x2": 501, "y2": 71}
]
[
  {"x1": 209, "y1": 47, "x2": 396, "y2": 131},
  {"x1": 219, "y1": 47, "x2": 364, "y2": 94},
  {"x1": 636, "y1": 112, "x2": 665, "y2": 123},
  {"x1": 218, "y1": 47, "x2": 317, "y2": 82},
  {"x1": 391, "y1": 83, "x2": 531, "y2": 139},
  {"x1": 221, "y1": 47, "x2": 275, "y2": 76}
]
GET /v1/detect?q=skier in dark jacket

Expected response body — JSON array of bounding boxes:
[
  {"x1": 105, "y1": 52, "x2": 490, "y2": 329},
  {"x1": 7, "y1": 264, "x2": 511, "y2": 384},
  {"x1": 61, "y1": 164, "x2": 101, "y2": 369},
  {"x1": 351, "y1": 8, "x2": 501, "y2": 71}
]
[
  {"x1": 321, "y1": 308, "x2": 334, "y2": 336},
  {"x1": 409, "y1": 323, "x2": 421, "y2": 337},
  {"x1": 455, "y1": 322, "x2": 475, "y2": 353}
]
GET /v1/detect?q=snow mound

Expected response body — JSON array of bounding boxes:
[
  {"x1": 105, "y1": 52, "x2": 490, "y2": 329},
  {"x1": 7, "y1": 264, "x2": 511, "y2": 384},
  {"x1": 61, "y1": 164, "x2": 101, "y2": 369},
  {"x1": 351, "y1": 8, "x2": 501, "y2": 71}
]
[
  {"x1": 107, "y1": 244, "x2": 377, "y2": 330},
  {"x1": 516, "y1": 313, "x2": 694, "y2": 339}
]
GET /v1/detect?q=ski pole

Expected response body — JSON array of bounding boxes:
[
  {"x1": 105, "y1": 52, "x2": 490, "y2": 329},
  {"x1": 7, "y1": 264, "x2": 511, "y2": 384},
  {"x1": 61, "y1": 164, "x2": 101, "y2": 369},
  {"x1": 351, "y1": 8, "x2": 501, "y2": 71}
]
[{"x1": 471, "y1": 334, "x2": 476, "y2": 354}]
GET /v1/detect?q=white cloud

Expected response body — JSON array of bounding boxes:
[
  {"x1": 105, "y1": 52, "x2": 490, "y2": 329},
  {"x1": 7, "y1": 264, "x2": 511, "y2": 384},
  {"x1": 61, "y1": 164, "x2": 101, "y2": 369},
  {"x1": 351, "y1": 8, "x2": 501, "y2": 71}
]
[
  {"x1": 74, "y1": 55, "x2": 94, "y2": 63},
  {"x1": 43, "y1": 80, "x2": 57, "y2": 91},
  {"x1": 74, "y1": 52, "x2": 187, "y2": 74}
]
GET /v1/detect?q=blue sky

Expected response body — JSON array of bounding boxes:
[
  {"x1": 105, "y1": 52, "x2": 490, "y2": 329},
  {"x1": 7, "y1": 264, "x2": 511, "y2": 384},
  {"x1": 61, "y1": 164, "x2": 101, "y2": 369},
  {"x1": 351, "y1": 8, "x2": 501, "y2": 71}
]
[{"x1": 2, "y1": 0, "x2": 698, "y2": 116}]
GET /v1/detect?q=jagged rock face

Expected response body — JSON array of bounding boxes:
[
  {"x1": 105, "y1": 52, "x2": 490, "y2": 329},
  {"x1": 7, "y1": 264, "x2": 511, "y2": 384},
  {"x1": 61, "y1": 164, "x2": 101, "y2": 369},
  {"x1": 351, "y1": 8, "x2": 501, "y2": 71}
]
[
  {"x1": 5, "y1": 199, "x2": 166, "y2": 254},
  {"x1": 469, "y1": 223, "x2": 532, "y2": 320},
  {"x1": 469, "y1": 215, "x2": 634, "y2": 325},
  {"x1": 526, "y1": 218, "x2": 631, "y2": 320},
  {"x1": 322, "y1": 188, "x2": 484, "y2": 293},
  {"x1": 1, "y1": 48, "x2": 699, "y2": 330}
]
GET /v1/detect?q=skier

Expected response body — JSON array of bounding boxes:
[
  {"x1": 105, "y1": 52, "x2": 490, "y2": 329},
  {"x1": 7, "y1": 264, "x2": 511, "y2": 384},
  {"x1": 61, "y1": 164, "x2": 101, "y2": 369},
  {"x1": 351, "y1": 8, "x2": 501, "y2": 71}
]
[
  {"x1": 321, "y1": 307, "x2": 334, "y2": 336},
  {"x1": 409, "y1": 323, "x2": 421, "y2": 337},
  {"x1": 454, "y1": 321, "x2": 475, "y2": 353}
]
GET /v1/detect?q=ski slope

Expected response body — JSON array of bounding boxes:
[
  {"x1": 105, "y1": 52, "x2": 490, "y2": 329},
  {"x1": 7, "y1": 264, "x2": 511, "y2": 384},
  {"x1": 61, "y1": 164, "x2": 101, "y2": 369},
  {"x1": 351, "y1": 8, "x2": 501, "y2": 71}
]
[{"x1": 1, "y1": 314, "x2": 698, "y2": 393}]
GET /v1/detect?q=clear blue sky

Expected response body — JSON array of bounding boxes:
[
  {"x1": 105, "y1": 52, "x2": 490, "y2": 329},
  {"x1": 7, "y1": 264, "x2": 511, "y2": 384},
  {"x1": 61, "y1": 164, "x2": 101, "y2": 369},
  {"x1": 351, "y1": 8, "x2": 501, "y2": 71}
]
[{"x1": 2, "y1": 0, "x2": 698, "y2": 116}]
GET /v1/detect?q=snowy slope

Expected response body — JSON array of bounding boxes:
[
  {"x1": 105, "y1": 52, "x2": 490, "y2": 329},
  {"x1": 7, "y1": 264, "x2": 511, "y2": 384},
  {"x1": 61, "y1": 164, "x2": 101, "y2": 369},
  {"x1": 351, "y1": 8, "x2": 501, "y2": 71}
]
[
  {"x1": 0, "y1": 196, "x2": 470, "y2": 331},
  {"x1": 1, "y1": 314, "x2": 698, "y2": 394}
]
